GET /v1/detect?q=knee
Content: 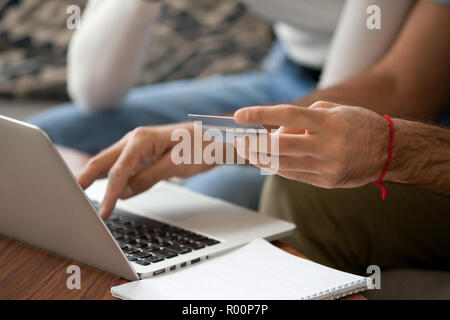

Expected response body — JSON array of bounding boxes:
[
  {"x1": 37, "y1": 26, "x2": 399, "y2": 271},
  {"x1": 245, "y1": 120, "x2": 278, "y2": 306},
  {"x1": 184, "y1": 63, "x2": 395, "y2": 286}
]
[
  {"x1": 26, "y1": 103, "x2": 107, "y2": 154},
  {"x1": 27, "y1": 103, "x2": 78, "y2": 138}
]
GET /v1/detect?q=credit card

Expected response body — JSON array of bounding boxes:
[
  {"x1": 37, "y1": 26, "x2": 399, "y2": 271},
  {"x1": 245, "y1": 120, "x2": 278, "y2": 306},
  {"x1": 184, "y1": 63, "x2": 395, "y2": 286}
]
[{"x1": 188, "y1": 114, "x2": 265, "y2": 143}]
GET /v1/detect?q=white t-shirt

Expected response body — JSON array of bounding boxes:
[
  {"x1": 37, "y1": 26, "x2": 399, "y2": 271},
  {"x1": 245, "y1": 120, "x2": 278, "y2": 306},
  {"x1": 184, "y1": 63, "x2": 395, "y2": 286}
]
[{"x1": 243, "y1": 0, "x2": 345, "y2": 68}]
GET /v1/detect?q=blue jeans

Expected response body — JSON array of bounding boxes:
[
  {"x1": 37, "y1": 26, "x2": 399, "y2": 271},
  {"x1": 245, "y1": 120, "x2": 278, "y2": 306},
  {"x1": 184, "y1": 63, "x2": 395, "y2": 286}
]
[{"x1": 28, "y1": 45, "x2": 318, "y2": 210}]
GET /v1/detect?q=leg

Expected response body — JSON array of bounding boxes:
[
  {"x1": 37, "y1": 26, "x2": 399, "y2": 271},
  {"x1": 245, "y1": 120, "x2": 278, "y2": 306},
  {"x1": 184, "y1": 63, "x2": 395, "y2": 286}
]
[{"x1": 260, "y1": 176, "x2": 450, "y2": 275}]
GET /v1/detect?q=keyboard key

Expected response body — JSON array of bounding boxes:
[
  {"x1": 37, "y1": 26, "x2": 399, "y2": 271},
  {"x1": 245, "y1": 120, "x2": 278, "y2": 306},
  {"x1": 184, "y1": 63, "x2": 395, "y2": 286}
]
[
  {"x1": 110, "y1": 214, "x2": 123, "y2": 221},
  {"x1": 201, "y1": 239, "x2": 220, "y2": 246},
  {"x1": 121, "y1": 235, "x2": 137, "y2": 243},
  {"x1": 125, "y1": 254, "x2": 137, "y2": 261},
  {"x1": 135, "y1": 260, "x2": 150, "y2": 266},
  {"x1": 123, "y1": 220, "x2": 135, "y2": 226},
  {"x1": 164, "y1": 244, "x2": 192, "y2": 254},
  {"x1": 108, "y1": 225, "x2": 124, "y2": 232},
  {"x1": 113, "y1": 233, "x2": 124, "y2": 240},
  {"x1": 181, "y1": 241, "x2": 206, "y2": 250},
  {"x1": 139, "y1": 233, "x2": 152, "y2": 240},
  {"x1": 133, "y1": 251, "x2": 153, "y2": 259},
  {"x1": 188, "y1": 234, "x2": 208, "y2": 241},
  {"x1": 118, "y1": 242, "x2": 130, "y2": 250},
  {"x1": 123, "y1": 247, "x2": 139, "y2": 254},
  {"x1": 144, "y1": 255, "x2": 164, "y2": 264},
  {"x1": 135, "y1": 242, "x2": 150, "y2": 249},
  {"x1": 154, "y1": 249, "x2": 178, "y2": 259},
  {"x1": 121, "y1": 228, "x2": 136, "y2": 235}
]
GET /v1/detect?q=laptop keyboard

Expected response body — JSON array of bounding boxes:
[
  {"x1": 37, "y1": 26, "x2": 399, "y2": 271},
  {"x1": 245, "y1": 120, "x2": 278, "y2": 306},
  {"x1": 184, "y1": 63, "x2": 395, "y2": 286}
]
[{"x1": 91, "y1": 201, "x2": 220, "y2": 267}]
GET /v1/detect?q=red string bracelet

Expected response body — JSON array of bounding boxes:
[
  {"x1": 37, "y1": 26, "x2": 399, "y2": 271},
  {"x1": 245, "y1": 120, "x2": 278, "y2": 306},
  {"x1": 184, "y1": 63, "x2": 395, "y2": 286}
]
[{"x1": 374, "y1": 115, "x2": 394, "y2": 199}]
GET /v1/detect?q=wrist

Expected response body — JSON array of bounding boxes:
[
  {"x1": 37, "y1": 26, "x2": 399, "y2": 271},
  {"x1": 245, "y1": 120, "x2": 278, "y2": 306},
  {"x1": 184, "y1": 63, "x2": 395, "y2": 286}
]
[
  {"x1": 370, "y1": 114, "x2": 391, "y2": 181},
  {"x1": 383, "y1": 118, "x2": 408, "y2": 183}
]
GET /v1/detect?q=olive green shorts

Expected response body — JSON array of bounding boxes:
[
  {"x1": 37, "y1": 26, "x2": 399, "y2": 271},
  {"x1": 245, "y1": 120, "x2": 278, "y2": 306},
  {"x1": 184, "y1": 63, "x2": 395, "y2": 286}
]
[{"x1": 260, "y1": 176, "x2": 450, "y2": 275}]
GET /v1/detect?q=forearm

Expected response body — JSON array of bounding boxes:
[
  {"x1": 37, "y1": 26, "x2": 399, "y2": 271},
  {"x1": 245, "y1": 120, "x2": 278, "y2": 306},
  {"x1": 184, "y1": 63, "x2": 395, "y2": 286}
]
[
  {"x1": 68, "y1": 0, "x2": 160, "y2": 110},
  {"x1": 385, "y1": 119, "x2": 450, "y2": 195},
  {"x1": 292, "y1": 1, "x2": 450, "y2": 121},
  {"x1": 291, "y1": 68, "x2": 442, "y2": 120}
]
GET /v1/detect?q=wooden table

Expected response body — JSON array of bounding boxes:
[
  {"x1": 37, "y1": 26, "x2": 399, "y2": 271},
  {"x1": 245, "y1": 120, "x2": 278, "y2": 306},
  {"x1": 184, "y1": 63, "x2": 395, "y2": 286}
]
[{"x1": 0, "y1": 146, "x2": 365, "y2": 300}]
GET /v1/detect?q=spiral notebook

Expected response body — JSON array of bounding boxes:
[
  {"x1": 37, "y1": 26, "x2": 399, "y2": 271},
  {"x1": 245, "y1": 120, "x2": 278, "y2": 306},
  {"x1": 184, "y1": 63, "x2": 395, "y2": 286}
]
[{"x1": 111, "y1": 239, "x2": 374, "y2": 300}]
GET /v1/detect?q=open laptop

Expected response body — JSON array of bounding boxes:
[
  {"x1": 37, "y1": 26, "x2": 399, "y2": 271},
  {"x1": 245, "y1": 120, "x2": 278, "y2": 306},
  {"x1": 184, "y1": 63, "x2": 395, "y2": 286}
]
[{"x1": 0, "y1": 115, "x2": 295, "y2": 280}]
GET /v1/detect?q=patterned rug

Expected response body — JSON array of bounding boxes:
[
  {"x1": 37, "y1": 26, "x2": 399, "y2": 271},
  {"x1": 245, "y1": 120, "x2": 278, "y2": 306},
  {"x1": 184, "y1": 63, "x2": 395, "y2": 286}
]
[{"x1": 0, "y1": 0, "x2": 273, "y2": 100}]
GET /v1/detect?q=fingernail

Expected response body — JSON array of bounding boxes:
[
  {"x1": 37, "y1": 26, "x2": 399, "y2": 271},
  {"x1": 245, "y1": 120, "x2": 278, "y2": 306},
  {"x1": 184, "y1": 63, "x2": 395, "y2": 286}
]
[
  {"x1": 99, "y1": 206, "x2": 106, "y2": 219},
  {"x1": 241, "y1": 109, "x2": 249, "y2": 122},
  {"x1": 235, "y1": 109, "x2": 248, "y2": 122}
]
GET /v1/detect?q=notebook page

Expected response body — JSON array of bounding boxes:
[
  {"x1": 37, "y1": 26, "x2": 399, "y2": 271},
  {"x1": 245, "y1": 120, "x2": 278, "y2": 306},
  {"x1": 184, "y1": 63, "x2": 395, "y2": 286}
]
[{"x1": 111, "y1": 239, "x2": 369, "y2": 300}]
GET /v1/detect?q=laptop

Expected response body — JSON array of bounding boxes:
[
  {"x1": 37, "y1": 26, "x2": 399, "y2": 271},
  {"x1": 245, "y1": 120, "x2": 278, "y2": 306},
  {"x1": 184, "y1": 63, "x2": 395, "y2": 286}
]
[{"x1": 0, "y1": 115, "x2": 295, "y2": 280}]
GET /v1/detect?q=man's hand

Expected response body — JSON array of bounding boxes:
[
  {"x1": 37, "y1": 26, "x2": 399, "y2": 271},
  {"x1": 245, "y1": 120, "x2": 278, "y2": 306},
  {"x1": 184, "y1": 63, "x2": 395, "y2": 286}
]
[
  {"x1": 77, "y1": 122, "x2": 211, "y2": 219},
  {"x1": 233, "y1": 102, "x2": 390, "y2": 189}
]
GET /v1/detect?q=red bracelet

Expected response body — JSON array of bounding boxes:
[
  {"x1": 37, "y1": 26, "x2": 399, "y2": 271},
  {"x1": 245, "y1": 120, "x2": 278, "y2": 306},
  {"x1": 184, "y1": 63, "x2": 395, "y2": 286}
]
[{"x1": 374, "y1": 115, "x2": 394, "y2": 199}]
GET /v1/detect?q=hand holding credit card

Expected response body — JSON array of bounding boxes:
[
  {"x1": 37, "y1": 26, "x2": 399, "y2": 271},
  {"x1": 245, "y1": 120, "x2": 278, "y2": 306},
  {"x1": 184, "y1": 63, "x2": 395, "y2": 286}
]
[{"x1": 188, "y1": 114, "x2": 266, "y2": 143}]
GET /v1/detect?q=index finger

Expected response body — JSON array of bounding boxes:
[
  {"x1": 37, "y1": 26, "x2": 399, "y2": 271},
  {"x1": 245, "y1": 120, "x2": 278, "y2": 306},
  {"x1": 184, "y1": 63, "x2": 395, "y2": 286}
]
[
  {"x1": 76, "y1": 141, "x2": 124, "y2": 190},
  {"x1": 99, "y1": 137, "x2": 144, "y2": 219},
  {"x1": 234, "y1": 105, "x2": 320, "y2": 130}
]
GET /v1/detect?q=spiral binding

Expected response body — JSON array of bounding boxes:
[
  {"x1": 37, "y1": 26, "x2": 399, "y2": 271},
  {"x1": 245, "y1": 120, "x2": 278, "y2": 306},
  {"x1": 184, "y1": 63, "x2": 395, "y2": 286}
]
[{"x1": 300, "y1": 278, "x2": 370, "y2": 300}]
